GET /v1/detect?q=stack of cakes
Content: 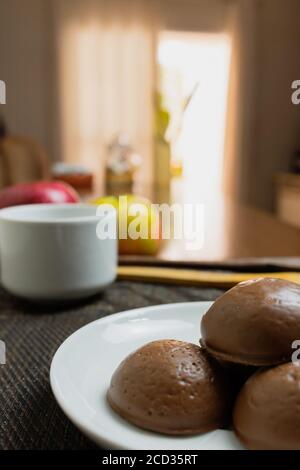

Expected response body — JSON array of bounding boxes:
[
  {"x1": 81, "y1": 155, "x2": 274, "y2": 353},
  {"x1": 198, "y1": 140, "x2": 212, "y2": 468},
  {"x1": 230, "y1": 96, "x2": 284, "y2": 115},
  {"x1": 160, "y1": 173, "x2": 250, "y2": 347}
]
[{"x1": 108, "y1": 278, "x2": 300, "y2": 449}]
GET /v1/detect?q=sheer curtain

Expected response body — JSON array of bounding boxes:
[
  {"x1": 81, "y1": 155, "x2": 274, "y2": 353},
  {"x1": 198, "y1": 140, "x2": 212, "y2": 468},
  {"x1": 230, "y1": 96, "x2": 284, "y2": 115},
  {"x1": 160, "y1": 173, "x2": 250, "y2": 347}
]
[
  {"x1": 52, "y1": 0, "x2": 258, "y2": 199},
  {"x1": 53, "y1": 0, "x2": 156, "y2": 186}
]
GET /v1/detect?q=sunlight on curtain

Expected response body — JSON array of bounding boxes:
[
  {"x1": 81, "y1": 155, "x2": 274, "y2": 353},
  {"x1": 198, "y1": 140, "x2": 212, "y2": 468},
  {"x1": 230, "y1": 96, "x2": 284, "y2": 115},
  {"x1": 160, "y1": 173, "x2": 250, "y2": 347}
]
[
  {"x1": 53, "y1": 0, "x2": 252, "y2": 199},
  {"x1": 54, "y1": 0, "x2": 155, "y2": 187}
]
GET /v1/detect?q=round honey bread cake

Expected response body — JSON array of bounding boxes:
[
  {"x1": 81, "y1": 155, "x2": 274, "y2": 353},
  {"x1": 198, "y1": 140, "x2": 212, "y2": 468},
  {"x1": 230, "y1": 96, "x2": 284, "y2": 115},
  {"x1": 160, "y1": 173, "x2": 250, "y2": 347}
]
[
  {"x1": 201, "y1": 278, "x2": 300, "y2": 366},
  {"x1": 107, "y1": 339, "x2": 232, "y2": 435},
  {"x1": 233, "y1": 362, "x2": 300, "y2": 449}
]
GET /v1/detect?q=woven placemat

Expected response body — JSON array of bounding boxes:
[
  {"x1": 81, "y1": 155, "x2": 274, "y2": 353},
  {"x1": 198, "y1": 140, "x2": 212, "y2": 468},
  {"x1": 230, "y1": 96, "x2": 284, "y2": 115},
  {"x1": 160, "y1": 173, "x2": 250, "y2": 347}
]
[{"x1": 0, "y1": 281, "x2": 223, "y2": 450}]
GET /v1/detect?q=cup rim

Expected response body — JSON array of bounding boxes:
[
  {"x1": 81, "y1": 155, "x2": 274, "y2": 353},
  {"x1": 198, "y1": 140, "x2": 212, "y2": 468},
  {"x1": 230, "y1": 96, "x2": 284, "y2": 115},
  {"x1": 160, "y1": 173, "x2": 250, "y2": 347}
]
[{"x1": 0, "y1": 203, "x2": 116, "y2": 224}]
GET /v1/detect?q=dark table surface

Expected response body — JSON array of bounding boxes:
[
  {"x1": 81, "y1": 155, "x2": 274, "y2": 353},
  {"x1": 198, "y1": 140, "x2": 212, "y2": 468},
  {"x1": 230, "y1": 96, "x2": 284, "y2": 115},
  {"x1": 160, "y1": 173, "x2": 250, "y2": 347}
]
[{"x1": 0, "y1": 281, "x2": 224, "y2": 450}]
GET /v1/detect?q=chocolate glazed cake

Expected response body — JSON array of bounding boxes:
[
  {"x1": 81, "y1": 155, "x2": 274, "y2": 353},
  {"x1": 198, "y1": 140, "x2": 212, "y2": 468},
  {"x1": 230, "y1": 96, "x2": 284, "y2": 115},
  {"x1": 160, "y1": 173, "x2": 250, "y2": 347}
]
[
  {"x1": 107, "y1": 340, "x2": 233, "y2": 435},
  {"x1": 233, "y1": 362, "x2": 300, "y2": 450},
  {"x1": 201, "y1": 278, "x2": 300, "y2": 366}
]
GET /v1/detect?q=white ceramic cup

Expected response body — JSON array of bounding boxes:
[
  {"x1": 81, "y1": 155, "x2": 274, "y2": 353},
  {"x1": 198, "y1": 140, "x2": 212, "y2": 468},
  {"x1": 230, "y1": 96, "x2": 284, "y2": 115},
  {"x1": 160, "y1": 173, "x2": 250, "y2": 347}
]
[{"x1": 0, "y1": 204, "x2": 117, "y2": 301}]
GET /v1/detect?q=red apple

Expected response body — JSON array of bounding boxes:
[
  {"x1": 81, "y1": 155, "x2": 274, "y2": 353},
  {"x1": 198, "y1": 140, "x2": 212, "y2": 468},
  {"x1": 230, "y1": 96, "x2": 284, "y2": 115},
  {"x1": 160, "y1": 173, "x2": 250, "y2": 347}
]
[{"x1": 0, "y1": 181, "x2": 80, "y2": 208}]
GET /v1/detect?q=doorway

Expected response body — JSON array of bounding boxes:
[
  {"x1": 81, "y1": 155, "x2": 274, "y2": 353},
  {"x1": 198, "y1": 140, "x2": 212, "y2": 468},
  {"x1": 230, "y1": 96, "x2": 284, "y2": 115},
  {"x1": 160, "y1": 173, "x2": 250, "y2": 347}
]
[{"x1": 157, "y1": 31, "x2": 232, "y2": 200}]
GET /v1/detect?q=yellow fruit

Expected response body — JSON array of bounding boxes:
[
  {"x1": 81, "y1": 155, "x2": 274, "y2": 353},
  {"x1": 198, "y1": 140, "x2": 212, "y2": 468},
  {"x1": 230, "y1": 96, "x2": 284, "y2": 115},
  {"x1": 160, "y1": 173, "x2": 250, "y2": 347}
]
[{"x1": 90, "y1": 194, "x2": 161, "y2": 255}]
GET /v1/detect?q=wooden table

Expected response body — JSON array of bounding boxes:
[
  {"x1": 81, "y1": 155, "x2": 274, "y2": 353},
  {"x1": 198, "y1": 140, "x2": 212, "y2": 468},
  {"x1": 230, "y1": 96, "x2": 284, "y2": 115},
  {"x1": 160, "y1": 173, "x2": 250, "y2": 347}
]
[
  {"x1": 133, "y1": 178, "x2": 300, "y2": 264},
  {"x1": 159, "y1": 197, "x2": 300, "y2": 263},
  {"x1": 85, "y1": 177, "x2": 300, "y2": 266}
]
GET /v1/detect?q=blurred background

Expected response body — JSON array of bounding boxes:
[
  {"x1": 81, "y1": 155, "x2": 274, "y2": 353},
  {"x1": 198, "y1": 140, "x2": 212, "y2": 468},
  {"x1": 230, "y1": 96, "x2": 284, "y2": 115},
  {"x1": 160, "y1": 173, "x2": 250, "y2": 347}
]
[{"x1": 1, "y1": 0, "x2": 300, "y2": 262}]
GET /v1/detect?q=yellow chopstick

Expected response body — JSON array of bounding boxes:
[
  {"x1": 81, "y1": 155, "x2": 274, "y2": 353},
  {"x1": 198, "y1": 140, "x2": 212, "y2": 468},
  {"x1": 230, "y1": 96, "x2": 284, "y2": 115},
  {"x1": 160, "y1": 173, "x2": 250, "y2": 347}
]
[{"x1": 117, "y1": 266, "x2": 300, "y2": 289}]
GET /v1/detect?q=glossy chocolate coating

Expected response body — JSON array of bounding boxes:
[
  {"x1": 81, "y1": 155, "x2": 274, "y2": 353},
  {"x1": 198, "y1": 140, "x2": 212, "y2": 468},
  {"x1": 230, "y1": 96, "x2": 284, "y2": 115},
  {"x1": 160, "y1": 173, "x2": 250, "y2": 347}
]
[
  {"x1": 201, "y1": 278, "x2": 300, "y2": 366},
  {"x1": 107, "y1": 340, "x2": 232, "y2": 435},
  {"x1": 233, "y1": 362, "x2": 300, "y2": 449}
]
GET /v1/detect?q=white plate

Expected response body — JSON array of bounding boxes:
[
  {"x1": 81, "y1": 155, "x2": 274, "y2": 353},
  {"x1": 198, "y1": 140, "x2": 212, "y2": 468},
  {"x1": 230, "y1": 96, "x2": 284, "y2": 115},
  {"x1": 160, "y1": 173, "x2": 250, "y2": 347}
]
[{"x1": 50, "y1": 302, "x2": 243, "y2": 450}]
